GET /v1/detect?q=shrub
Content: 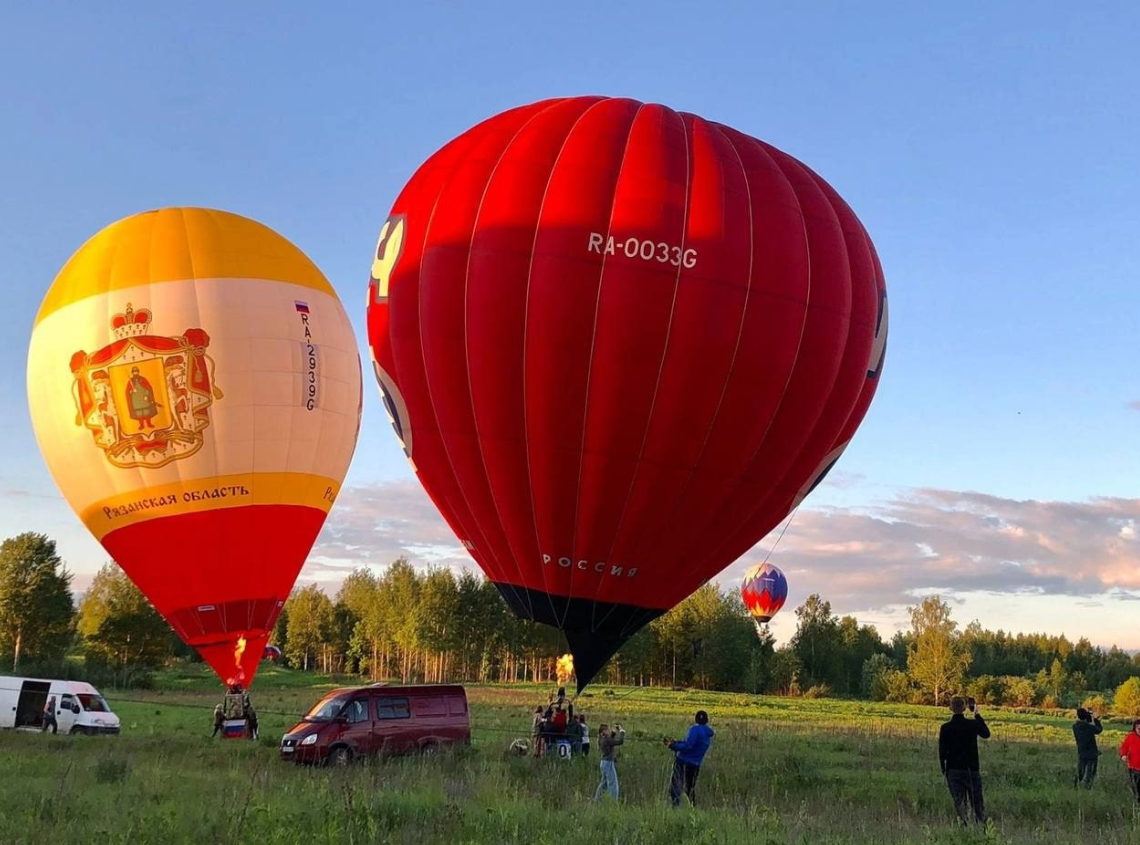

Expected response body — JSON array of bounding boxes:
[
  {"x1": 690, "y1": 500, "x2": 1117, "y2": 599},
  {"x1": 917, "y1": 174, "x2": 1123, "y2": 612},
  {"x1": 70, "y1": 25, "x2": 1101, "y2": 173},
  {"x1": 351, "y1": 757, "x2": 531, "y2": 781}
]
[
  {"x1": 1003, "y1": 677, "x2": 1038, "y2": 708},
  {"x1": 966, "y1": 675, "x2": 1005, "y2": 706},
  {"x1": 1082, "y1": 693, "x2": 1109, "y2": 715},
  {"x1": 882, "y1": 669, "x2": 913, "y2": 704},
  {"x1": 861, "y1": 654, "x2": 895, "y2": 701},
  {"x1": 1113, "y1": 677, "x2": 1140, "y2": 719},
  {"x1": 803, "y1": 684, "x2": 831, "y2": 699}
]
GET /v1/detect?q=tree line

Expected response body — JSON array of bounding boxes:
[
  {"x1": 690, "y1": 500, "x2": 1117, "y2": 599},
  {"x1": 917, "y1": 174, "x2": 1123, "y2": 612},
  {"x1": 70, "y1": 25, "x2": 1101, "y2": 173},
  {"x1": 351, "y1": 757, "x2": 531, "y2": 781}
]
[{"x1": 2, "y1": 531, "x2": 1139, "y2": 716}]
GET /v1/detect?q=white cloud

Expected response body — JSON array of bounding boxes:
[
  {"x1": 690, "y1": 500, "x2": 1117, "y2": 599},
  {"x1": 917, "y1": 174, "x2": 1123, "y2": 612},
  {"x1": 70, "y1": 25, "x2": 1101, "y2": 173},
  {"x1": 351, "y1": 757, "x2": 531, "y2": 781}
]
[
  {"x1": 303, "y1": 479, "x2": 476, "y2": 585},
  {"x1": 302, "y1": 480, "x2": 1140, "y2": 646}
]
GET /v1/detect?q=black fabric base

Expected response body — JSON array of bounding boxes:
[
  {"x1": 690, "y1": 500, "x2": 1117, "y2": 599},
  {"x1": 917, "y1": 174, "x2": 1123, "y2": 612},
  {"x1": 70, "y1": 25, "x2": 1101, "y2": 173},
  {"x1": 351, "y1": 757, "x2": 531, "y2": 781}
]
[{"x1": 492, "y1": 582, "x2": 664, "y2": 692}]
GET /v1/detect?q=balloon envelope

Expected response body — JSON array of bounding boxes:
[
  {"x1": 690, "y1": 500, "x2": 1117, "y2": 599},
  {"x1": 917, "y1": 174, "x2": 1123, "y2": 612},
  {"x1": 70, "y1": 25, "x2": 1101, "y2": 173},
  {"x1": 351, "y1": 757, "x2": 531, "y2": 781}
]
[
  {"x1": 263, "y1": 645, "x2": 283, "y2": 661},
  {"x1": 741, "y1": 563, "x2": 789, "y2": 626},
  {"x1": 366, "y1": 96, "x2": 887, "y2": 689},
  {"x1": 28, "y1": 208, "x2": 362, "y2": 687}
]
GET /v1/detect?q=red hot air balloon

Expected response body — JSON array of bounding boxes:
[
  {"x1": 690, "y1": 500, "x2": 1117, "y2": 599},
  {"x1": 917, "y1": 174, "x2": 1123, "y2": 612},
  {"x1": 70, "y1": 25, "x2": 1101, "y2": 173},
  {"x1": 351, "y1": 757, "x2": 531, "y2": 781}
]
[
  {"x1": 366, "y1": 97, "x2": 888, "y2": 690},
  {"x1": 741, "y1": 563, "x2": 789, "y2": 634}
]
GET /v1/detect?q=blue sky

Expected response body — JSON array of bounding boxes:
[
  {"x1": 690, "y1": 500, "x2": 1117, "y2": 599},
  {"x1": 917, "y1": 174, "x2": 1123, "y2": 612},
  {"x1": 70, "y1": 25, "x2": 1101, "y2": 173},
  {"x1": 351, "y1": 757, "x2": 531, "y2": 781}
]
[{"x1": 2, "y1": 2, "x2": 1138, "y2": 647}]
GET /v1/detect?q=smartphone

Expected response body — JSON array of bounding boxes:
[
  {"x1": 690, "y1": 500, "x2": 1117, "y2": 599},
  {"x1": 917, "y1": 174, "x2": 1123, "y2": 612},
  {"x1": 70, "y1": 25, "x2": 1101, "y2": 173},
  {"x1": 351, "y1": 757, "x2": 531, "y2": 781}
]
[{"x1": 967, "y1": 697, "x2": 976, "y2": 712}]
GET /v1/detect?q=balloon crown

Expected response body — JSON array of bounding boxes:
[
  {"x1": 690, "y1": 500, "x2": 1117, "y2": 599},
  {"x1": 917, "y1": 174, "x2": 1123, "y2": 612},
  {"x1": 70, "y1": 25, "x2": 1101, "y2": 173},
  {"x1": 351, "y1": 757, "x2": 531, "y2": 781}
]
[{"x1": 110, "y1": 303, "x2": 153, "y2": 339}]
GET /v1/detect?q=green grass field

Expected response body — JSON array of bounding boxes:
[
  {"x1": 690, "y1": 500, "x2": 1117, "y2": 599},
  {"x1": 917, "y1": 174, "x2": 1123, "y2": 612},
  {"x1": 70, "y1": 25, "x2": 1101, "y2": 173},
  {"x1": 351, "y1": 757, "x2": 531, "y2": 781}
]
[{"x1": 1, "y1": 666, "x2": 1138, "y2": 844}]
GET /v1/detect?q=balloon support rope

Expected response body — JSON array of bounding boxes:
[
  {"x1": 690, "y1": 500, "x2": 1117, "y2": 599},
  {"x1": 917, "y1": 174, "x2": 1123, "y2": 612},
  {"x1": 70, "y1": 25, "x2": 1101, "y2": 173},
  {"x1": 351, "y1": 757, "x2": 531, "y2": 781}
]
[{"x1": 760, "y1": 506, "x2": 800, "y2": 567}]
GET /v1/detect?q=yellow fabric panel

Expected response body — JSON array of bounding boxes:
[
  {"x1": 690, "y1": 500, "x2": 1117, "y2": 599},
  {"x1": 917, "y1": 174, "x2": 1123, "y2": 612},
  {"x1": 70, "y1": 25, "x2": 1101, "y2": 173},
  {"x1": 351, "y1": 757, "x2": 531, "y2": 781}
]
[
  {"x1": 82, "y1": 472, "x2": 342, "y2": 541},
  {"x1": 36, "y1": 207, "x2": 333, "y2": 325}
]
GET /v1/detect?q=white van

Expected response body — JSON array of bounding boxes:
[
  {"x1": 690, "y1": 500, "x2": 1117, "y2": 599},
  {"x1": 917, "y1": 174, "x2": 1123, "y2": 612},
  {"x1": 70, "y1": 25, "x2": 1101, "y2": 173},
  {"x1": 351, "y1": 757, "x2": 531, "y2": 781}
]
[{"x1": 0, "y1": 676, "x2": 121, "y2": 735}]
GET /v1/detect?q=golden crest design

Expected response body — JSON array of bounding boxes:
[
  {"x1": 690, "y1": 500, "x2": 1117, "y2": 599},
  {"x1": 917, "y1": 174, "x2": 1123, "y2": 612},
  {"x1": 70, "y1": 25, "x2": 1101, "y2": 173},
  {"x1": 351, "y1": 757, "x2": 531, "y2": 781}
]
[{"x1": 69, "y1": 304, "x2": 224, "y2": 469}]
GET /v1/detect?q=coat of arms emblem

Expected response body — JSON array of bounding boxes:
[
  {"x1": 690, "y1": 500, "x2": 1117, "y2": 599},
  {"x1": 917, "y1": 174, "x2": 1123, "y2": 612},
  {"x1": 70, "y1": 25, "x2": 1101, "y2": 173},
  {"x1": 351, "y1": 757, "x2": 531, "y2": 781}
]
[{"x1": 69, "y1": 303, "x2": 223, "y2": 469}]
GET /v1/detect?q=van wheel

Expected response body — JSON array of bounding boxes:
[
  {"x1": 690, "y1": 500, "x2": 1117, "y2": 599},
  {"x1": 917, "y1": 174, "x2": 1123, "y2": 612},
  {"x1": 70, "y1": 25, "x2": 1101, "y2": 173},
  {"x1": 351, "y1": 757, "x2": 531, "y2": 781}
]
[
  {"x1": 69, "y1": 726, "x2": 82, "y2": 736},
  {"x1": 421, "y1": 741, "x2": 439, "y2": 757},
  {"x1": 329, "y1": 746, "x2": 353, "y2": 767}
]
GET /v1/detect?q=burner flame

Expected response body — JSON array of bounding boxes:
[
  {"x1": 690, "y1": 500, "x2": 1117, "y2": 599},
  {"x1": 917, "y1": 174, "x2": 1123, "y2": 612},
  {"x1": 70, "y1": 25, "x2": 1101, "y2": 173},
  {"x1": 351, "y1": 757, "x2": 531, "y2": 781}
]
[
  {"x1": 227, "y1": 636, "x2": 248, "y2": 686},
  {"x1": 556, "y1": 653, "x2": 575, "y2": 686}
]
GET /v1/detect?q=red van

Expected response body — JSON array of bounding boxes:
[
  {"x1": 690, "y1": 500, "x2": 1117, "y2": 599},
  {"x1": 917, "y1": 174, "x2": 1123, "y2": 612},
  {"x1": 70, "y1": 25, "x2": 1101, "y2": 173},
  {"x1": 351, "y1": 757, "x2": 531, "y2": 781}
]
[{"x1": 280, "y1": 683, "x2": 470, "y2": 765}]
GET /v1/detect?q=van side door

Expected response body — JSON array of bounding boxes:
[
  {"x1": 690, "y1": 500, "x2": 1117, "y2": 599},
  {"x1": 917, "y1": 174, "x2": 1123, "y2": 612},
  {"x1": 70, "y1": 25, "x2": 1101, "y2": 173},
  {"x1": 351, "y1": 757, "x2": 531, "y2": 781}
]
[
  {"x1": 411, "y1": 695, "x2": 448, "y2": 749},
  {"x1": 56, "y1": 693, "x2": 79, "y2": 734},
  {"x1": 373, "y1": 696, "x2": 411, "y2": 755},
  {"x1": 447, "y1": 693, "x2": 471, "y2": 744},
  {"x1": 16, "y1": 680, "x2": 50, "y2": 729},
  {"x1": 340, "y1": 697, "x2": 373, "y2": 757}
]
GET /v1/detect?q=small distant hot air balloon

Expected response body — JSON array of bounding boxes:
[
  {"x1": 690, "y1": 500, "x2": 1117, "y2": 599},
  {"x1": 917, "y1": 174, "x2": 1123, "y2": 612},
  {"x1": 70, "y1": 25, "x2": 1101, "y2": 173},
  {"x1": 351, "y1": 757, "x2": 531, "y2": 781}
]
[
  {"x1": 366, "y1": 96, "x2": 888, "y2": 690},
  {"x1": 28, "y1": 208, "x2": 362, "y2": 689},
  {"x1": 263, "y1": 645, "x2": 283, "y2": 662},
  {"x1": 741, "y1": 563, "x2": 789, "y2": 634}
]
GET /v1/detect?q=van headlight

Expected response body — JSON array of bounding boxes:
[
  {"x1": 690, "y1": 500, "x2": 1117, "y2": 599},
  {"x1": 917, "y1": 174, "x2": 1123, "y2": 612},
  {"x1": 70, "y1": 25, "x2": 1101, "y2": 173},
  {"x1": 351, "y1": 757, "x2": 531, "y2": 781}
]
[{"x1": 300, "y1": 734, "x2": 318, "y2": 746}]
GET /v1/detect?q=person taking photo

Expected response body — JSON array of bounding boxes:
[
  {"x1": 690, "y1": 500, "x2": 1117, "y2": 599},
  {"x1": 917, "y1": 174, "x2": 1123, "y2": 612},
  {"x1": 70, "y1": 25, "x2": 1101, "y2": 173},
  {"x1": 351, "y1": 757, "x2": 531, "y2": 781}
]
[{"x1": 938, "y1": 696, "x2": 991, "y2": 826}]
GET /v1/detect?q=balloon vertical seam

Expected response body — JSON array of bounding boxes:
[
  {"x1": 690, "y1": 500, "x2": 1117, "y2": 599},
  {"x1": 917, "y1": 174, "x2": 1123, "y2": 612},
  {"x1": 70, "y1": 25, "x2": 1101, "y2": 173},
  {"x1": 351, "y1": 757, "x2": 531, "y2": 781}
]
[
  {"x1": 460, "y1": 99, "x2": 570, "y2": 621},
  {"x1": 561, "y1": 101, "x2": 646, "y2": 632},
  {"x1": 587, "y1": 105, "x2": 694, "y2": 638}
]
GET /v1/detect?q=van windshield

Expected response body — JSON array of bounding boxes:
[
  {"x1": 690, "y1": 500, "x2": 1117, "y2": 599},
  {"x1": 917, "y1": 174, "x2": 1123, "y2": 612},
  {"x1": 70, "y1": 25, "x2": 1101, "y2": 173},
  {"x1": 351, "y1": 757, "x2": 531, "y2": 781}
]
[
  {"x1": 77, "y1": 694, "x2": 110, "y2": 713},
  {"x1": 304, "y1": 693, "x2": 351, "y2": 722}
]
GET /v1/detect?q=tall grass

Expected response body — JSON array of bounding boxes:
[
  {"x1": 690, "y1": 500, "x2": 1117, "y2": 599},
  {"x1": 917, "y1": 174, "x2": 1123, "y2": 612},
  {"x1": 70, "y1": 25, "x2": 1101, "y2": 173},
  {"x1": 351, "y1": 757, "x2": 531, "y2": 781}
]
[{"x1": 0, "y1": 671, "x2": 1137, "y2": 844}]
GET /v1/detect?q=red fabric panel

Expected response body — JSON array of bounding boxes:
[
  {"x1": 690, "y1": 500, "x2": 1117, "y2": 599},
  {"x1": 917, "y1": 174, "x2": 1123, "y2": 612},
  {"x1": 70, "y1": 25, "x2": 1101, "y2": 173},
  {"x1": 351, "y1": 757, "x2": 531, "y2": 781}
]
[{"x1": 101, "y1": 504, "x2": 325, "y2": 685}]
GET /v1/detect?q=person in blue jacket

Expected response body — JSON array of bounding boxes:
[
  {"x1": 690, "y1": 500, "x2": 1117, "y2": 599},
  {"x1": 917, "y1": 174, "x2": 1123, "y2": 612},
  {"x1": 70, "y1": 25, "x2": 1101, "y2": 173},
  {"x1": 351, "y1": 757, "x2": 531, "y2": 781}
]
[{"x1": 663, "y1": 710, "x2": 714, "y2": 807}]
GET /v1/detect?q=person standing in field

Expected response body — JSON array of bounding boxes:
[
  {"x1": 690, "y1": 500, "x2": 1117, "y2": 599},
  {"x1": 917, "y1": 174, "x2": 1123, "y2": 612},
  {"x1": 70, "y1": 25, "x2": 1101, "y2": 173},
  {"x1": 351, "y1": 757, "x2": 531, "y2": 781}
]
[
  {"x1": 1072, "y1": 707, "x2": 1103, "y2": 788},
  {"x1": 212, "y1": 703, "x2": 224, "y2": 737},
  {"x1": 531, "y1": 706, "x2": 544, "y2": 758},
  {"x1": 1121, "y1": 719, "x2": 1140, "y2": 804},
  {"x1": 42, "y1": 695, "x2": 58, "y2": 734},
  {"x1": 938, "y1": 696, "x2": 991, "y2": 826},
  {"x1": 245, "y1": 701, "x2": 259, "y2": 740},
  {"x1": 580, "y1": 716, "x2": 591, "y2": 757},
  {"x1": 594, "y1": 723, "x2": 625, "y2": 802},
  {"x1": 663, "y1": 709, "x2": 715, "y2": 807},
  {"x1": 566, "y1": 712, "x2": 583, "y2": 756}
]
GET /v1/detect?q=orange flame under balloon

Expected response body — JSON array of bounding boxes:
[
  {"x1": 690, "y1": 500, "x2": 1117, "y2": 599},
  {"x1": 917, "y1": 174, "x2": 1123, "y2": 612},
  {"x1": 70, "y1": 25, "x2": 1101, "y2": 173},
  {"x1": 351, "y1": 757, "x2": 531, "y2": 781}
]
[
  {"x1": 226, "y1": 636, "x2": 248, "y2": 687},
  {"x1": 556, "y1": 653, "x2": 575, "y2": 686}
]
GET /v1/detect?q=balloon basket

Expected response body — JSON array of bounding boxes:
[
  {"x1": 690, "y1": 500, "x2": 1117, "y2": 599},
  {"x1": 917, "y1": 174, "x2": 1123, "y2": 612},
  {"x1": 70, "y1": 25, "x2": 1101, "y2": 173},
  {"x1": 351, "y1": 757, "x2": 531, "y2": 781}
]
[{"x1": 221, "y1": 692, "x2": 248, "y2": 738}]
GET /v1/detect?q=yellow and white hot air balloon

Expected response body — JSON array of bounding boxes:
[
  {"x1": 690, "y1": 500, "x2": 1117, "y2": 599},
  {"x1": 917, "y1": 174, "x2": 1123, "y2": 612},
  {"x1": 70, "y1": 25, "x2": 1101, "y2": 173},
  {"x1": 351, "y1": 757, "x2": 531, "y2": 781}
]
[{"x1": 27, "y1": 208, "x2": 362, "y2": 686}]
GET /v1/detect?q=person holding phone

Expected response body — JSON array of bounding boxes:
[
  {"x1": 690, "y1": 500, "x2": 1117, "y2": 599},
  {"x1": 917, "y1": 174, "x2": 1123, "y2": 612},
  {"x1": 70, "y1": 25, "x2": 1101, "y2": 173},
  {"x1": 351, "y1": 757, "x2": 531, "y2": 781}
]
[
  {"x1": 1072, "y1": 707, "x2": 1103, "y2": 788},
  {"x1": 938, "y1": 696, "x2": 991, "y2": 826},
  {"x1": 594, "y1": 723, "x2": 626, "y2": 802}
]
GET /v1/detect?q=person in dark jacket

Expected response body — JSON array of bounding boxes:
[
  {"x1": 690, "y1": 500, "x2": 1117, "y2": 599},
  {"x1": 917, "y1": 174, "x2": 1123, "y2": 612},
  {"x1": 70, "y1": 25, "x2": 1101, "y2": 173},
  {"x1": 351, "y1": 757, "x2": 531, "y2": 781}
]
[
  {"x1": 244, "y1": 701, "x2": 259, "y2": 740},
  {"x1": 664, "y1": 710, "x2": 715, "y2": 807},
  {"x1": 938, "y1": 696, "x2": 991, "y2": 826},
  {"x1": 42, "y1": 696, "x2": 58, "y2": 735},
  {"x1": 566, "y1": 714, "x2": 583, "y2": 756},
  {"x1": 1072, "y1": 707, "x2": 1103, "y2": 788}
]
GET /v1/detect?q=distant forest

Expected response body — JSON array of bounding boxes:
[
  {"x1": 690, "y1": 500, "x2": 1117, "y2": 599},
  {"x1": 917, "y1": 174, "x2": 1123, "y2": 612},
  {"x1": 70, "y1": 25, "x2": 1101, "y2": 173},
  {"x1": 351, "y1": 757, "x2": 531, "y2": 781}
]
[{"x1": 3, "y1": 533, "x2": 1139, "y2": 715}]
